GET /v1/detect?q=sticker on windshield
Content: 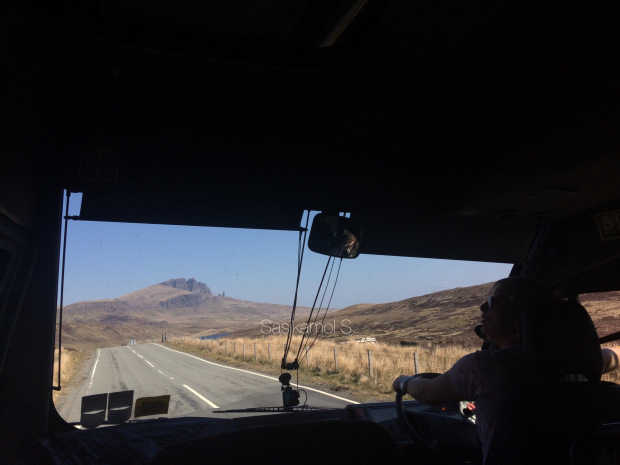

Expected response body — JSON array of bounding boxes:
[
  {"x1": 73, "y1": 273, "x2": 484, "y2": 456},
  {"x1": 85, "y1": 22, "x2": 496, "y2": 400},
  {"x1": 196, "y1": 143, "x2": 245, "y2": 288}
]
[{"x1": 595, "y1": 210, "x2": 620, "y2": 240}]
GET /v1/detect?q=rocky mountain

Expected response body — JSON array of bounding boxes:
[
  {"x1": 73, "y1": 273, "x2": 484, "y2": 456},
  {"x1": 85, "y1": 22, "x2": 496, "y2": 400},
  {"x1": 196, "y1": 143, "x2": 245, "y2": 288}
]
[{"x1": 61, "y1": 278, "x2": 311, "y2": 349}]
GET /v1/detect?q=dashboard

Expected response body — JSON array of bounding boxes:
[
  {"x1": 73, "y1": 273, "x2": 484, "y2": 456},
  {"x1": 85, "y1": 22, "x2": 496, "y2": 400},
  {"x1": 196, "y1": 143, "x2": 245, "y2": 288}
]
[{"x1": 39, "y1": 400, "x2": 478, "y2": 464}]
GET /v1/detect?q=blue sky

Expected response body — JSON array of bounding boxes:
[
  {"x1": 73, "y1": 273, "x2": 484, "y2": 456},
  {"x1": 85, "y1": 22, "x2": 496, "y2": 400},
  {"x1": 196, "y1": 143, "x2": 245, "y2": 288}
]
[{"x1": 59, "y1": 193, "x2": 512, "y2": 308}]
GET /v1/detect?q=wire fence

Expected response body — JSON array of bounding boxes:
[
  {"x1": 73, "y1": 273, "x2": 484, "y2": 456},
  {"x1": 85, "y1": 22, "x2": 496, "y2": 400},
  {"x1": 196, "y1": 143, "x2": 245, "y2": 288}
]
[{"x1": 164, "y1": 333, "x2": 474, "y2": 386}]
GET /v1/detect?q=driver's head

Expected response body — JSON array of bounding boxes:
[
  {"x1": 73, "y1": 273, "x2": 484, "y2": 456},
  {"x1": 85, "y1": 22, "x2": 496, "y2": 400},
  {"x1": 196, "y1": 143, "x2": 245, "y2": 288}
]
[{"x1": 480, "y1": 277, "x2": 554, "y2": 347}]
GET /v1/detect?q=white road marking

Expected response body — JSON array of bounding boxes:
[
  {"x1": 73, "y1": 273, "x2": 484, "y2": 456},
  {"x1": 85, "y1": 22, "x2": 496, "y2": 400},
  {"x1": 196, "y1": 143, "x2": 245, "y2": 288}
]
[
  {"x1": 137, "y1": 354, "x2": 144, "y2": 359},
  {"x1": 145, "y1": 360, "x2": 154, "y2": 367},
  {"x1": 87, "y1": 349, "x2": 100, "y2": 393},
  {"x1": 152, "y1": 343, "x2": 359, "y2": 404},
  {"x1": 156, "y1": 369, "x2": 174, "y2": 380},
  {"x1": 183, "y1": 384, "x2": 219, "y2": 408}
]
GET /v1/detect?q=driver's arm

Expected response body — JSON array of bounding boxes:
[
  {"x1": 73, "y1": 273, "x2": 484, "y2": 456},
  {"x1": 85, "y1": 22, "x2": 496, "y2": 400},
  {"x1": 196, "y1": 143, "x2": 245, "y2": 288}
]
[
  {"x1": 602, "y1": 346, "x2": 620, "y2": 374},
  {"x1": 393, "y1": 372, "x2": 462, "y2": 405}
]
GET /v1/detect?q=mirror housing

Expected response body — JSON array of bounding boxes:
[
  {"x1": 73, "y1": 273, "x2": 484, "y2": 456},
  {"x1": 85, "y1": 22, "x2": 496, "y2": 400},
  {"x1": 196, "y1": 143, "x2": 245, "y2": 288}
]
[{"x1": 308, "y1": 213, "x2": 363, "y2": 258}]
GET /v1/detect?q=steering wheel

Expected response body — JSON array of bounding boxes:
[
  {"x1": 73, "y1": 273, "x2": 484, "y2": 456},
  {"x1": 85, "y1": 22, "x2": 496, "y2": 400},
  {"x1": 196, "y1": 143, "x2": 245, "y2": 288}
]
[{"x1": 395, "y1": 373, "x2": 477, "y2": 464}]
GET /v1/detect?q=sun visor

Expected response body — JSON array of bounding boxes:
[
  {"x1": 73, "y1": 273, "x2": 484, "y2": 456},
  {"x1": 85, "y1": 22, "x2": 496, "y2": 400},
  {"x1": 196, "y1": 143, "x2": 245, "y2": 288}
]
[{"x1": 78, "y1": 192, "x2": 305, "y2": 231}]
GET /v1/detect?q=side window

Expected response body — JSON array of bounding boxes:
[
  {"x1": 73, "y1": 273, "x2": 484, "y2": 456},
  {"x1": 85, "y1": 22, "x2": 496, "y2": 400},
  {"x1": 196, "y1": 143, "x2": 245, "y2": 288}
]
[{"x1": 579, "y1": 291, "x2": 620, "y2": 383}]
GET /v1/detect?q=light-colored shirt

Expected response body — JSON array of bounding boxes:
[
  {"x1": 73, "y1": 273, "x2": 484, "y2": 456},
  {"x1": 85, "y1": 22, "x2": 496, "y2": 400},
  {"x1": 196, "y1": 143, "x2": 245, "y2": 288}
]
[{"x1": 448, "y1": 345, "x2": 526, "y2": 463}]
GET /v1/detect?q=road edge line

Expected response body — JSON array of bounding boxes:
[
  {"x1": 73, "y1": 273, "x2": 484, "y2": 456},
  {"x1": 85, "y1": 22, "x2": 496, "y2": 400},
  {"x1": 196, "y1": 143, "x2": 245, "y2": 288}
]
[{"x1": 151, "y1": 343, "x2": 359, "y2": 404}]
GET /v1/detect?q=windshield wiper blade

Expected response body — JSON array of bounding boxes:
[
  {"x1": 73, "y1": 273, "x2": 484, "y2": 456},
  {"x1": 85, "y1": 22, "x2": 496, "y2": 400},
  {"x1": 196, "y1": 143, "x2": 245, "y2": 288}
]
[{"x1": 213, "y1": 406, "x2": 340, "y2": 413}]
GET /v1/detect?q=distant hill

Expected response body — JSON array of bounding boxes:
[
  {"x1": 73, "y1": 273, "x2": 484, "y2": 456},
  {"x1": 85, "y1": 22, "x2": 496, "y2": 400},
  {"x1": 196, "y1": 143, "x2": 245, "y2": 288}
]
[
  {"x1": 61, "y1": 278, "x2": 311, "y2": 349},
  {"x1": 330, "y1": 283, "x2": 494, "y2": 346},
  {"x1": 231, "y1": 284, "x2": 494, "y2": 346},
  {"x1": 333, "y1": 287, "x2": 618, "y2": 346},
  {"x1": 61, "y1": 278, "x2": 620, "y2": 350},
  {"x1": 231, "y1": 284, "x2": 620, "y2": 347}
]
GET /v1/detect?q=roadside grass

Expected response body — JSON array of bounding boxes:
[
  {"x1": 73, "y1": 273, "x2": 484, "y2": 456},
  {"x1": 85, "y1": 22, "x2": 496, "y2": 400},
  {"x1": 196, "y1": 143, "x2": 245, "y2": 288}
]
[{"x1": 52, "y1": 347, "x2": 89, "y2": 404}]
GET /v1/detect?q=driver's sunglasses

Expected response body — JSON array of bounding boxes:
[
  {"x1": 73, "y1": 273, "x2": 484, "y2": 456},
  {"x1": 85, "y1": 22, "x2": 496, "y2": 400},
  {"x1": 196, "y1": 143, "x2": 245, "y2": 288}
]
[{"x1": 487, "y1": 295, "x2": 499, "y2": 310}]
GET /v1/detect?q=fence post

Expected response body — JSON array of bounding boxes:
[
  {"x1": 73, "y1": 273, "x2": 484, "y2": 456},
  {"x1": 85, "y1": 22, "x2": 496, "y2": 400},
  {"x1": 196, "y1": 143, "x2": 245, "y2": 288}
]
[
  {"x1": 368, "y1": 349, "x2": 373, "y2": 377},
  {"x1": 225, "y1": 341, "x2": 228, "y2": 354},
  {"x1": 333, "y1": 346, "x2": 338, "y2": 371},
  {"x1": 254, "y1": 343, "x2": 257, "y2": 361},
  {"x1": 414, "y1": 352, "x2": 419, "y2": 375},
  {"x1": 305, "y1": 348, "x2": 310, "y2": 365},
  {"x1": 268, "y1": 343, "x2": 271, "y2": 361},
  {"x1": 243, "y1": 343, "x2": 246, "y2": 358}
]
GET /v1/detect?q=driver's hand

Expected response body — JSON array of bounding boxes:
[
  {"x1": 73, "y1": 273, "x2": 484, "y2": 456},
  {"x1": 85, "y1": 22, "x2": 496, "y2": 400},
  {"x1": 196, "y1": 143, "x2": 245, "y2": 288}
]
[{"x1": 393, "y1": 375, "x2": 412, "y2": 394}]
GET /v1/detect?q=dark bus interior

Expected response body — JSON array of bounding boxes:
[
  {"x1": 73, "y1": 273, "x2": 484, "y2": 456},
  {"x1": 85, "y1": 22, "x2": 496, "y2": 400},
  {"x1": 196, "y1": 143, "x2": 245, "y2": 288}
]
[{"x1": 2, "y1": 1, "x2": 620, "y2": 464}]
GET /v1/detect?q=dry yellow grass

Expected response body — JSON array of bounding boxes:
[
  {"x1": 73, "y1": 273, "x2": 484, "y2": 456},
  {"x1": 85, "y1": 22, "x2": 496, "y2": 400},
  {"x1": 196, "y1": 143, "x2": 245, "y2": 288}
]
[{"x1": 52, "y1": 347, "x2": 85, "y2": 403}]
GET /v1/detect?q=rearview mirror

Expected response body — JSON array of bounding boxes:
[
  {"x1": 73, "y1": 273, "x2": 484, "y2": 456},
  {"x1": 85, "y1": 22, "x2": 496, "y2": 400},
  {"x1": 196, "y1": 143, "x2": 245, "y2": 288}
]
[{"x1": 308, "y1": 213, "x2": 363, "y2": 259}]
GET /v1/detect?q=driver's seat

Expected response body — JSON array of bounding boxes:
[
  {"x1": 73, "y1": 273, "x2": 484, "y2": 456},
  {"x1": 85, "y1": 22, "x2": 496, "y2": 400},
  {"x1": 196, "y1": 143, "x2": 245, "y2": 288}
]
[{"x1": 485, "y1": 299, "x2": 620, "y2": 465}]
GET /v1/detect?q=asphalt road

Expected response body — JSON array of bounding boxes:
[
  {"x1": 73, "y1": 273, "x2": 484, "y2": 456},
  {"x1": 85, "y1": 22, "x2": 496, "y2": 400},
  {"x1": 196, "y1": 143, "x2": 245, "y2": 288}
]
[{"x1": 57, "y1": 343, "x2": 359, "y2": 425}]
